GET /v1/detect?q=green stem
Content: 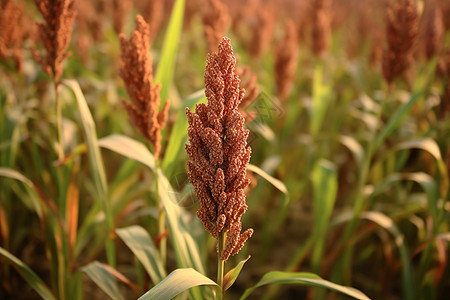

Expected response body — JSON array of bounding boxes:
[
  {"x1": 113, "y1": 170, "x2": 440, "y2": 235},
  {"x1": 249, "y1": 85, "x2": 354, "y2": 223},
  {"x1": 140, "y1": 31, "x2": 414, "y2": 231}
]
[
  {"x1": 155, "y1": 161, "x2": 166, "y2": 267},
  {"x1": 217, "y1": 231, "x2": 225, "y2": 299},
  {"x1": 54, "y1": 82, "x2": 64, "y2": 160},
  {"x1": 335, "y1": 87, "x2": 391, "y2": 283}
]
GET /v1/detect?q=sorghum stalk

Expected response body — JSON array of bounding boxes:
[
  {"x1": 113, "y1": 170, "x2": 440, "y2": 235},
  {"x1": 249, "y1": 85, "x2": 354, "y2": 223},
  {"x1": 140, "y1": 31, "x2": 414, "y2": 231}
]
[
  {"x1": 33, "y1": 0, "x2": 76, "y2": 160},
  {"x1": 217, "y1": 231, "x2": 225, "y2": 295},
  {"x1": 119, "y1": 15, "x2": 170, "y2": 265},
  {"x1": 186, "y1": 37, "x2": 253, "y2": 292}
]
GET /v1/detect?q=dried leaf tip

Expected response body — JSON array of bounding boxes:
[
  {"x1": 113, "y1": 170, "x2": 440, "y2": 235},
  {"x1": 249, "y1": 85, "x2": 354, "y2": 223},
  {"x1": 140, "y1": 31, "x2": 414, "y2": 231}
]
[
  {"x1": 119, "y1": 15, "x2": 169, "y2": 160},
  {"x1": 186, "y1": 37, "x2": 253, "y2": 261}
]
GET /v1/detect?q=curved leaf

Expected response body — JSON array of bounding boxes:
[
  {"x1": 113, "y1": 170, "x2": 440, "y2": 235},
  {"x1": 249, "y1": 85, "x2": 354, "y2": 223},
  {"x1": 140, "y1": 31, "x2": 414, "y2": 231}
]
[
  {"x1": 223, "y1": 256, "x2": 251, "y2": 292},
  {"x1": 240, "y1": 271, "x2": 370, "y2": 300},
  {"x1": 339, "y1": 135, "x2": 364, "y2": 167},
  {"x1": 116, "y1": 226, "x2": 166, "y2": 284},
  {"x1": 138, "y1": 268, "x2": 218, "y2": 300},
  {"x1": 155, "y1": 0, "x2": 185, "y2": 104},
  {"x1": 157, "y1": 168, "x2": 205, "y2": 273},
  {"x1": 393, "y1": 138, "x2": 448, "y2": 196},
  {"x1": 162, "y1": 89, "x2": 205, "y2": 178},
  {"x1": 247, "y1": 164, "x2": 288, "y2": 195},
  {"x1": 82, "y1": 261, "x2": 123, "y2": 300},
  {"x1": 360, "y1": 211, "x2": 414, "y2": 300},
  {"x1": 63, "y1": 79, "x2": 114, "y2": 264},
  {"x1": 0, "y1": 167, "x2": 43, "y2": 219},
  {"x1": 0, "y1": 247, "x2": 56, "y2": 300},
  {"x1": 374, "y1": 92, "x2": 421, "y2": 150},
  {"x1": 98, "y1": 134, "x2": 155, "y2": 170}
]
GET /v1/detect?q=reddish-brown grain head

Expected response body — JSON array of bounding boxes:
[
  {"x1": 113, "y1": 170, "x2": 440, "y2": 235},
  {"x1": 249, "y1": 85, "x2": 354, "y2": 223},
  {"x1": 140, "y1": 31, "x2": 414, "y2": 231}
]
[{"x1": 186, "y1": 37, "x2": 253, "y2": 261}]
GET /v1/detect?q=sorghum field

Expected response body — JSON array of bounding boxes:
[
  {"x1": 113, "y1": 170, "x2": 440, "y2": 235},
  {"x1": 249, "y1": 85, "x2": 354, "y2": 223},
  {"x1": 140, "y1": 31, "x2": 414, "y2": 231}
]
[{"x1": 1, "y1": 0, "x2": 449, "y2": 299}]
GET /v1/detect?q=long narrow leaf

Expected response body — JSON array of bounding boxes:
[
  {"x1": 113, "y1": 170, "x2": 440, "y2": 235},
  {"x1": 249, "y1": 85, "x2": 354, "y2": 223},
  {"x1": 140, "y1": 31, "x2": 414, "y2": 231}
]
[
  {"x1": 0, "y1": 247, "x2": 56, "y2": 300},
  {"x1": 360, "y1": 211, "x2": 414, "y2": 300},
  {"x1": 63, "y1": 79, "x2": 114, "y2": 264},
  {"x1": 155, "y1": 0, "x2": 185, "y2": 104},
  {"x1": 247, "y1": 164, "x2": 288, "y2": 195},
  {"x1": 0, "y1": 167, "x2": 43, "y2": 218},
  {"x1": 162, "y1": 89, "x2": 205, "y2": 178},
  {"x1": 374, "y1": 92, "x2": 421, "y2": 151},
  {"x1": 223, "y1": 256, "x2": 251, "y2": 292},
  {"x1": 157, "y1": 168, "x2": 204, "y2": 273},
  {"x1": 98, "y1": 134, "x2": 155, "y2": 170},
  {"x1": 240, "y1": 271, "x2": 370, "y2": 300},
  {"x1": 98, "y1": 136, "x2": 206, "y2": 299},
  {"x1": 311, "y1": 63, "x2": 331, "y2": 137},
  {"x1": 311, "y1": 160, "x2": 337, "y2": 271},
  {"x1": 393, "y1": 138, "x2": 448, "y2": 196},
  {"x1": 138, "y1": 268, "x2": 218, "y2": 300},
  {"x1": 82, "y1": 261, "x2": 123, "y2": 300},
  {"x1": 63, "y1": 80, "x2": 108, "y2": 203},
  {"x1": 116, "y1": 226, "x2": 166, "y2": 284}
]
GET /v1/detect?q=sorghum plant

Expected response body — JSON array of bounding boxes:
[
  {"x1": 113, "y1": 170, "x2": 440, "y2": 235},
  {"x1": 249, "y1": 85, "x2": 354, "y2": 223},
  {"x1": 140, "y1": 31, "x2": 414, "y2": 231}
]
[
  {"x1": 237, "y1": 65, "x2": 259, "y2": 122},
  {"x1": 186, "y1": 36, "x2": 253, "y2": 291},
  {"x1": 119, "y1": 15, "x2": 169, "y2": 160},
  {"x1": 275, "y1": 20, "x2": 299, "y2": 102},
  {"x1": 382, "y1": 0, "x2": 418, "y2": 86},
  {"x1": 202, "y1": 0, "x2": 230, "y2": 53},
  {"x1": 311, "y1": 0, "x2": 331, "y2": 57},
  {"x1": 119, "y1": 14, "x2": 170, "y2": 266},
  {"x1": 33, "y1": 0, "x2": 75, "y2": 84},
  {"x1": 33, "y1": 0, "x2": 76, "y2": 160},
  {"x1": 0, "y1": 0, "x2": 26, "y2": 72}
]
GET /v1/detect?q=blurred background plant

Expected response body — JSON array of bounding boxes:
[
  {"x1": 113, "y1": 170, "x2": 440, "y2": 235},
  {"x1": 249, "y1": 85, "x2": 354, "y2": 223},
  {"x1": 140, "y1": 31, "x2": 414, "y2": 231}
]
[{"x1": 0, "y1": 0, "x2": 449, "y2": 299}]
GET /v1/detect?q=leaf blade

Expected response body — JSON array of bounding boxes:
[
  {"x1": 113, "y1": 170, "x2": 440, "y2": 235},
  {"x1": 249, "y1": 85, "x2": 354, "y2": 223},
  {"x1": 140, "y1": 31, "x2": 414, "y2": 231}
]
[
  {"x1": 138, "y1": 268, "x2": 218, "y2": 300},
  {"x1": 155, "y1": 0, "x2": 185, "y2": 104},
  {"x1": 240, "y1": 271, "x2": 370, "y2": 300},
  {"x1": 82, "y1": 261, "x2": 123, "y2": 300},
  {"x1": 223, "y1": 256, "x2": 251, "y2": 292},
  {"x1": 98, "y1": 134, "x2": 155, "y2": 170},
  {"x1": 0, "y1": 247, "x2": 56, "y2": 300},
  {"x1": 116, "y1": 226, "x2": 166, "y2": 284}
]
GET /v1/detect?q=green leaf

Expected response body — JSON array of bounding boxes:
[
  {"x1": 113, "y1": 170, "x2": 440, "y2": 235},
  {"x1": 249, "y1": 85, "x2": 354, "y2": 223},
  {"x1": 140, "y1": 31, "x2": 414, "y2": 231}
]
[
  {"x1": 393, "y1": 138, "x2": 448, "y2": 196},
  {"x1": 0, "y1": 246, "x2": 56, "y2": 300},
  {"x1": 371, "y1": 172, "x2": 438, "y2": 222},
  {"x1": 374, "y1": 92, "x2": 421, "y2": 151},
  {"x1": 116, "y1": 226, "x2": 166, "y2": 284},
  {"x1": 223, "y1": 256, "x2": 251, "y2": 292},
  {"x1": 311, "y1": 160, "x2": 337, "y2": 271},
  {"x1": 82, "y1": 261, "x2": 123, "y2": 300},
  {"x1": 162, "y1": 89, "x2": 205, "y2": 178},
  {"x1": 360, "y1": 211, "x2": 414, "y2": 300},
  {"x1": 98, "y1": 134, "x2": 155, "y2": 170},
  {"x1": 63, "y1": 79, "x2": 114, "y2": 264},
  {"x1": 247, "y1": 164, "x2": 288, "y2": 195},
  {"x1": 0, "y1": 167, "x2": 43, "y2": 219},
  {"x1": 240, "y1": 271, "x2": 370, "y2": 300},
  {"x1": 156, "y1": 168, "x2": 204, "y2": 273},
  {"x1": 311, "y1": 63, "x2": 332, "y2": 138},
  {"x1": 155, "y1": 0, "x2": 185, "y2": 104},
  {"x1": 339, "y1": 135, "x2": 364, "y2": 167},
  {"x1": 98, "y1": 136, "x2": 205, "y2": 298},
  {"x1": 138, "y1": 268, "x2": 218, "y2": 300},
  {"x1": 63, "y1": 80, "x2": 108, "y2": 203}
]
